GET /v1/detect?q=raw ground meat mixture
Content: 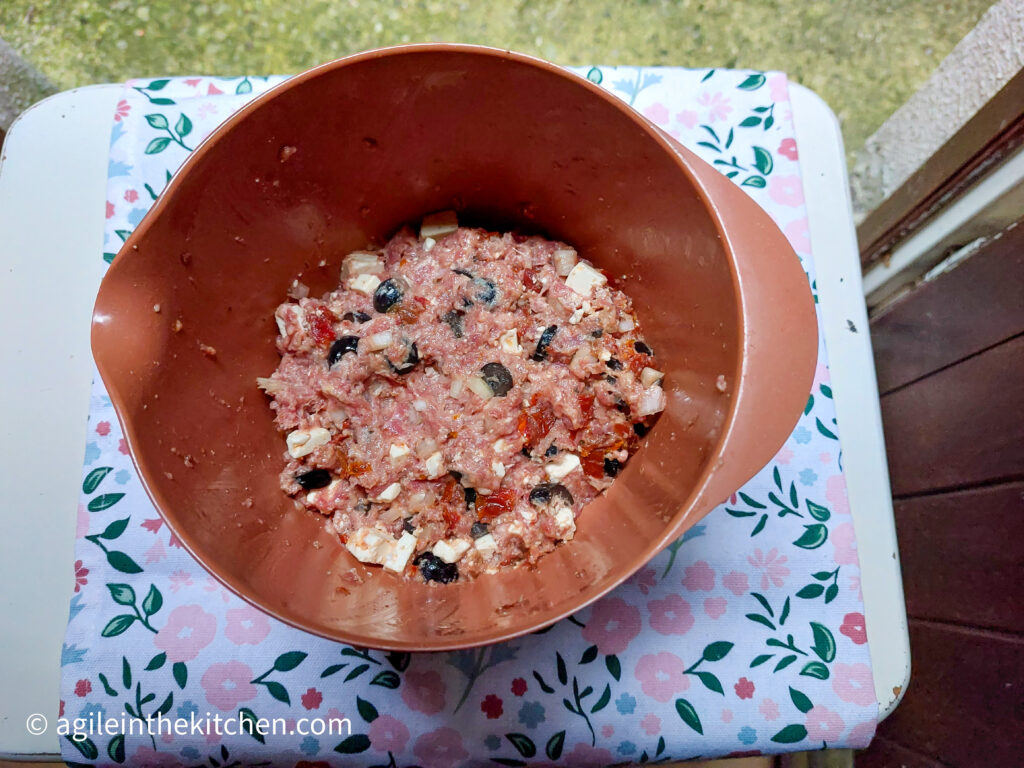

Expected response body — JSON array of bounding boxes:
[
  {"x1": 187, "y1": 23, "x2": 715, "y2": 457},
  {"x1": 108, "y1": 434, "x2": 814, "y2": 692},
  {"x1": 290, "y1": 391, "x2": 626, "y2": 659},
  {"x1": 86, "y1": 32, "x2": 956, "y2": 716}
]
[{"x1": 258, "y1": 212, "x2": 666, "y2": 583}]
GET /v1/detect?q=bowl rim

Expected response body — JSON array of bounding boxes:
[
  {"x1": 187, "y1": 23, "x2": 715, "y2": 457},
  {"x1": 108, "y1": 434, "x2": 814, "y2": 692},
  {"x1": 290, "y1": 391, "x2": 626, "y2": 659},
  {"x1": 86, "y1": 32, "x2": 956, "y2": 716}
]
[{"x1": 93, "y1": 43, "x2": 746, "y2": 650}]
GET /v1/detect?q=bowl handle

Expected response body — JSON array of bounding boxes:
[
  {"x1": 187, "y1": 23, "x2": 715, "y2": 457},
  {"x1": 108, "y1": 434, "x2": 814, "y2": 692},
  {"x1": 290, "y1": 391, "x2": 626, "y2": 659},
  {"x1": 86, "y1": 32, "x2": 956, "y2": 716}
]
[{"x1": 666, "y1": 136, "x2": 819, "y2": 517}]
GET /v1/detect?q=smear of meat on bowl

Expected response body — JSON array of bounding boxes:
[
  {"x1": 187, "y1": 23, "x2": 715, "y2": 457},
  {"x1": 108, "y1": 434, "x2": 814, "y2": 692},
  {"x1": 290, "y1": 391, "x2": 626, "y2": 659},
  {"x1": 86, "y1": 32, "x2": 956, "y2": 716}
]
[{"x1": 258, "y1": 212, "x2": 666, "y2": 583}]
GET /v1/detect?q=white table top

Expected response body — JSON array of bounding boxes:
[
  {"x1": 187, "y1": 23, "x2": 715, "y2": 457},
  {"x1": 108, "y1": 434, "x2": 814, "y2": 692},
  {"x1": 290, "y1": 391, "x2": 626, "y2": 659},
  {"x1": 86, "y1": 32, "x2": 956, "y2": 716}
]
[{"x1": 0, "y1": 82, "x2": 909, "y2": 760}]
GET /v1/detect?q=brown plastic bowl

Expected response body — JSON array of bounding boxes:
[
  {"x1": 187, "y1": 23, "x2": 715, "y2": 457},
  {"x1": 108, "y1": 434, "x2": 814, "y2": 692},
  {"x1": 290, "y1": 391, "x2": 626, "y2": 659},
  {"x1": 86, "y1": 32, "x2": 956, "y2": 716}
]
[{"x1": 92, "y1": 45, "x2": 816, "y2": 650}]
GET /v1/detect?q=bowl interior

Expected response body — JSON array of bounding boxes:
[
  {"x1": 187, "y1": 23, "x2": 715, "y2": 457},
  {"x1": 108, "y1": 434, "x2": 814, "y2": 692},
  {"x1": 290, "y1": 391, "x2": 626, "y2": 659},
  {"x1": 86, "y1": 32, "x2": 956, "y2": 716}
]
[{"x1": 93, "y1": 47, "x2": 739, "y2": 649}]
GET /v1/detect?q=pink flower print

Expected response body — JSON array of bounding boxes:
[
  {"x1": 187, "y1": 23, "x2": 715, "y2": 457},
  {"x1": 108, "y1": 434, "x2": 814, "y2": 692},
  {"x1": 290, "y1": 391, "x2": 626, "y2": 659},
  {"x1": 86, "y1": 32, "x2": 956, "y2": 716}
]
[
  {"x1": 748, "y1": 547, "x2": 790, "y2": 589},
  {"x1": 105, "y1": 201, "x2": 114, "y2": 219},
  {"x1": 369, "y1": 714, "x2": 410, "y2": 753},
  {"x1": 698, "y1": 91, "x2": 733, "y2": 122},
  {"x1": 207, "y1": 83, "x2": 223, "y2": 96},
  {"x1": 734, "y1": 677, "x2": 755, "y2": 699},
  {"x1": 820, "y1": 452, "x2": 833, "y2": 465},
  {"x1": 847, "y1": 720, "x2": 876, "y2": 747},
  {"x1": 775, "y1": 445, "x2": 794, "y2": 465},
  {"x1": 806, "y1": 705, "x2": 845, "y2": 742},
  {"x1": 142, "y1": 518, "x2": 163, "y2": 533},
  {"x1": 130, "y1": 747, "x2": 183, "y2": 767},
  {"x1": 73, "y1": 560, "x2": 89, "y2": 592},
  {"x1": 76, "y1": 503, "x2": 89, "y2": 539},
  {"x1": 648, "y1": 594, "x2": 694, "y2": 636},
  {"x1": 759, "y1": 698, "x2": 780, "y2": 721},
  {"x1": 723, "y1": 570, "x2": 749, "y2": 596},
  {"x1": 643, "y1": 102, "x2": 670, "y2": 128},
  {"x1": 511, "y1": 677, "x2": 527, "y2": 696},
  {"x1": 154, "y1": 604, "x2": 216, "y2": 662},
  {"x1": 627, "y1": 567, "x2": 656, "y2": 595},
  {"x1": 224, "y1": 606, "x2": 271, "y2": 645},
  {"x1": 721, "y1": 708, "x2": 733, "y2": 723},
  {"x1": 768, "y1": 174, "x2": 805, "y2": 207},
  {"x1": 413, "y1": 726, "x2": 468, "y2": 768},
  {"x1": 640, "y1": 713, "x2": 661, "y2": 735},
  {"x1": 118, "y1": 439, "x2": 129, "y2": 455},
  {"x1": 634, "y1": 652, "x2": 689, "y2": 702},
  {"x1": 704, "y1": 597, "x2": 727, "y2": 619},
  {"x1": 768, "y1": 73, "x2": 789, "y2": 103},
  {"x1": 840, "y1": 612, "x2": 868, "y2": 644},
  {"x1": 481, "y1": 693, "x2": 503, "y2": 719},
  {"x1": 301, "y1": 687, "x2": 322, "y2": 710},
  {"x1": 827, "y1": 474, "x2": 851, "y2": 515},
  {"x1": 778, "y1": 137, "x2": 798, "y2": 161},
  {"x1": 565, "y1": 743, "x2": 615, "y2": 767},
  {"x1": 74, "y1": 679, "x2": 91, "y2": 697},
  {"x1": 601, "y1": 724, "x2": 614, "y2": 738},
  {"x1": 401, "y1": 670, "x2": 446, "y2": 714},
  {"x1": 582, "y1": 597, "x2": 642, "y2": 654},
  {"x1": 168, "y1": 532, "x2": 184, "y2": 549},
  {"x1": 168, "y1": 570, "x2": 193, "y2": 593},
  {"x1": 114, "y1": 99, "x2": 131, "y2": 122},
  {"x1": 675, "y1": 109, "x2": 698, "y2": 129},
  {"x1": 197, "y1": 102, "x2": 218, "y2": 119},
  {"x1": 144, "y1": 538, "x2": 165, "y2": 564},
  {"x1": 783, "y1": 217, "x2": 811, "y2": 254},
  {"x1": 833, "y1": 663, "x2": 875, "y2": 706},
  {"x1": 124, "y1": 189, "x2": 139, "y2": 203},
  {"x1": 202, "y1": 574, "x2": 232, "y2": 602},
  {"x1": 832, "y1": 522, "x2": 859, "y2": 566},
  {"x1": 185, "y1": 78, "x2": 201, "y2": 87},
  {"x1": 96, "y1": 421, "x2": 111, "y2": 436},
  {"x1": 200, "y1": 660, "x2": 257, "y2": 711},
  {"x1": 849, "y1": 573, "x2": 863, "y2": 600},
  {"x1": 682, "y1": 560, "x2": 715, "y2": 591}
]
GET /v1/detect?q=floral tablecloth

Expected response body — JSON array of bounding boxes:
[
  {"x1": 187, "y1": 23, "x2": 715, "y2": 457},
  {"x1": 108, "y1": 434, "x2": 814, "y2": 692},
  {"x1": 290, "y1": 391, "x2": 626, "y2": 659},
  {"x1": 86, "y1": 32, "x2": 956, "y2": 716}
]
[{"x1": 62, "y1": 67, "x2": 876, "y2": 767}]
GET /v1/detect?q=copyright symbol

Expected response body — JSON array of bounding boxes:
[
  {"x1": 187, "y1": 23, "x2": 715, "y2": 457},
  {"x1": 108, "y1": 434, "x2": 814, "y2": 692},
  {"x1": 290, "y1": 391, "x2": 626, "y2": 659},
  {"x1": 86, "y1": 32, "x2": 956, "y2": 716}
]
[{"x1": 26, "y1": 713, "x2": 47, "y2": 735}]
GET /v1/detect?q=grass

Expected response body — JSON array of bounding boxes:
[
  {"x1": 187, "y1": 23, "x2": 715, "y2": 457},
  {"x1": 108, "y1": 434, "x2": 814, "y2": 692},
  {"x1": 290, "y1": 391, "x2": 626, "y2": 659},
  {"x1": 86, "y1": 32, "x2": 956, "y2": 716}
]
[{"x1": 0, "y1": 0, "x2": 993, "y2": 158}]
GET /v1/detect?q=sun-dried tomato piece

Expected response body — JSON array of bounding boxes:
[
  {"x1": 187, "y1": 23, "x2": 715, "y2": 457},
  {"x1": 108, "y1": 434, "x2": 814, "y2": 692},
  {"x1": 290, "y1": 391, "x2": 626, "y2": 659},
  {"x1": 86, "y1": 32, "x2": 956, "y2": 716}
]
[
  {"x1": 477, "y1": 487, "x2": 517, "y2": 520},
  {"x1": 306, "y1": 304, "x2": 337, "y2": 346},
  {"x1": 517, "y1": 396, "x2": 557, "y2": 450}
]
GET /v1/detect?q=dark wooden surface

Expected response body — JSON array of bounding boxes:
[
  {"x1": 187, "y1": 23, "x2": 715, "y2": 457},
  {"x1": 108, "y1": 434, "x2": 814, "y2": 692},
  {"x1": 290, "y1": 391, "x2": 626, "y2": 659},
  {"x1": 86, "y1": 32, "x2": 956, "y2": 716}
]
[
  {"x1": 880, "y1": 335, "x2": 1024, "y2": 497},
  {"x1": 896, "y1": 482, "x2": 1024, "y2": 633},
  {"x1": 861, "y1": 222, "x2": 1024, "y2": 767},
  {"x1": 871, "y1": 222, "x2": 1024, "y2": 394}
]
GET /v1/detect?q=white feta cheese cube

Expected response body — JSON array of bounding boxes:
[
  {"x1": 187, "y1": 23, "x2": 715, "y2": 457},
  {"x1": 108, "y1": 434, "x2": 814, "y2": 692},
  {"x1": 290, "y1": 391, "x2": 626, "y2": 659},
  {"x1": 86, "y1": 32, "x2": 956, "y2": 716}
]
[
  {"x1": 375, "y1": 482, "x2": 402, "y2": 502},
  {"x1": 420, "y1": 210, "x2": 459, "y2": 239},
  {"x1": 432, "y1": 537, "x2": 471, "y2": 564},
  {"x1": 568, "y1": 301, "x2": 591, "y2": 325},
  {"x1": 389, "y1": 442, "x2": 411, "y2": 460},
  {"x1": 553, "y1": 505, "x2": 576, "y2": 540},
  {"x1": 349, "y1": 273, "x2": 382, "y2": 296},
  {"x1": 545, "y1": 453, "x2": 581, "y2": 482},
  {"x1": 640, "y1": 367, "x2": 665, "y2": 387},
  {"x1": 423, "y1": 236, "x2": 436, "y2": 252},
  {"x1": 597, "y1": 347, "x2": 612, "y2": 362},
  {"x1": 307, "y1": 478, "x2": 341, "y2": 505},
  {"x1": 425, "y1": 451, "x2": 445, "y2": 478},
  {"x1": 382, "y1": 531, "x2": 417, "y2": 573},
  {"x1": 474, "y1": 533, "x2": 498, "y2": 557},
  {"x1": 286, "y1": 427, "x2": 331, "y2": 458},
  {"x1": 492, "y1": 460, "x2": 506, "y2": 478},
  {"x1": 345, "y1": 527, "x2": 391, "y2": 565},
  {"x1": 341, "y1": 251, "x2": 384, "y2": 278},
  {"x1": 552, "y1": 248, "x2": 578, "y2": 276},
  {"x1": 365, "y1": 331, "x2": 393, "y2": 351},
  {"x1": 565, "y1": 262, "x2": 607, "y2": 297},
  {"x1": 637, "y1": 386, "x2": 667, "y2": 417},
  {"x1": 499, "y1": 329, "x2": 523, "y2": 355}
]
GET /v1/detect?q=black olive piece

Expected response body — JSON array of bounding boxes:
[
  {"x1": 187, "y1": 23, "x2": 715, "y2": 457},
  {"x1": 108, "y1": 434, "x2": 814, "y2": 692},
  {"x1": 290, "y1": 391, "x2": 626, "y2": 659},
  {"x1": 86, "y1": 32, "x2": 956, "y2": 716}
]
[
  {"x1": 545, "y1": 444, "x2": 558, "y2": 457},
  {"x1": 387, "y1": 341, "x2": 419, "y2": 375},
  {"x1": 342, "y1": 311, "x2": 372, "y2": 323},
  {"x1": 295, "y1": 469, "x2": 331, "y2": 489},
  {"x1": 373, "y1": 278, "x2": 404, "y2": 313},
  {"x1": 470, "y1": 521, "x2": 489, "y2": 539},
  {"x1": 590, "y1": 329, "x2": 604, "y2": 338},
  {"x1": 448, "y1": 470, "x2": 463, "y2": 483},
  {"x1": 452, "y1": 267, "x2": 474, "y2": 278},
  {"x1": 442, "y1": 309, "x2": 465, "y2": 338},
  {"x1": 414, "y1": 552, "x2": 459, "y2": 584},
  {"x1": 480, "y1": 362, "x2": 514, "y2": 397},
  {"x1": 461, "y1": 297, "x2": 473, "y2": 308},
  {"x1": 604, "y1": 457, "x2": 622, "y2": 477},
  {"x1": 403, "y1": 517, "x2": 416, "y2": 534},
  {"x1": 327, "y1": 336, "x2": 360, "y2": 366},
  {"x1": 604, "y1": 374, "x2": 618, "y2": 384},
  {"x1": 633, "y1": 421, "x2": 650, "y2": 437},
  {"x1": 472, "y1": 276, "x2": 498, "y2": 307},
  {"x1": 528, "y1": 482, "x2": 574, "y2": 508},
  {"x1": 521, "y1": 446, "x2": 532, "y2": 457},
  {"x1": 531, "y1": 325, "x2": 558, "y2": 362},
  {"x1": 606, "y1": 357, "x2": 623, "y2": 371},
  {"x1": 634, "y1": 340, "x2": 654, "y2": 356},
  {"x1": 615, "y1": 398, "x2": 631, "y2": 415},
  {"x1": 464, "y1": 487, "x2": 477, "y2": 510}
]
